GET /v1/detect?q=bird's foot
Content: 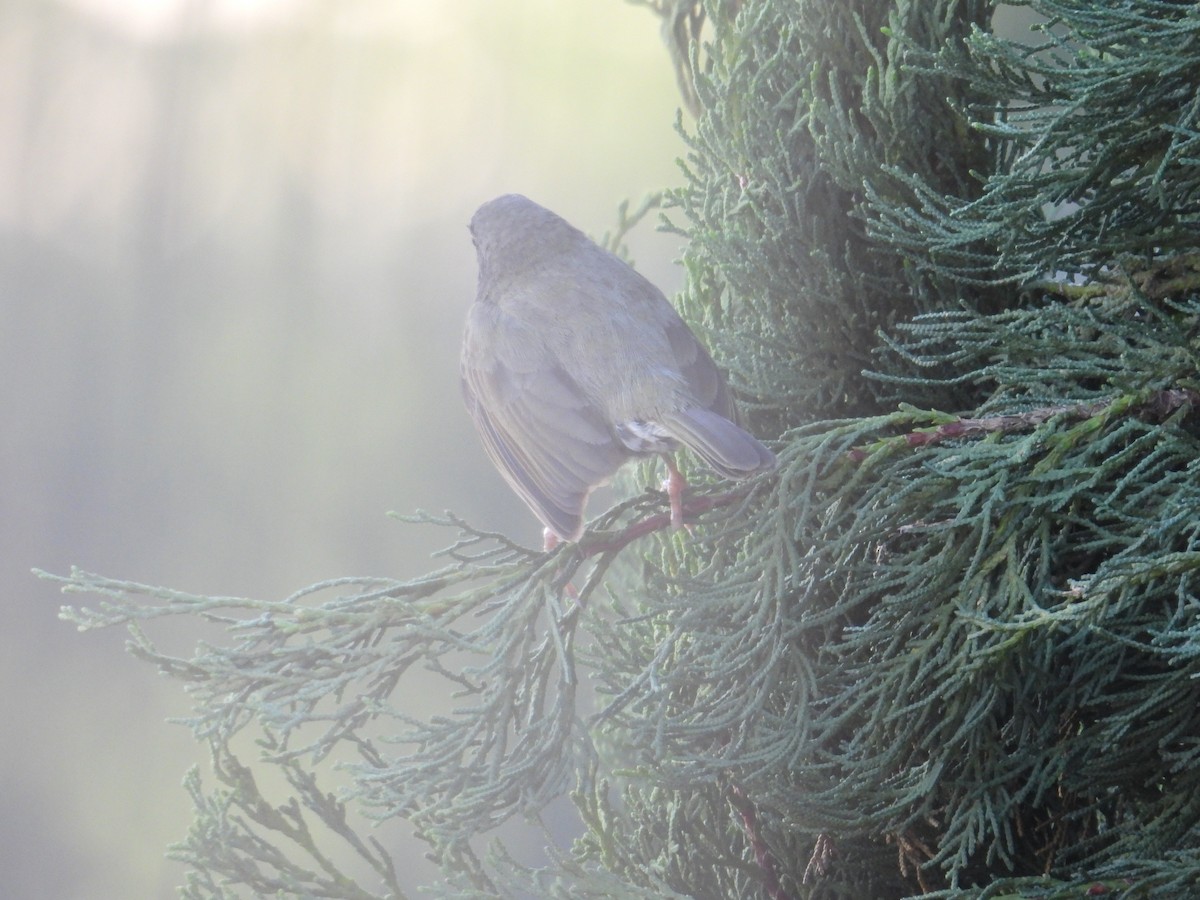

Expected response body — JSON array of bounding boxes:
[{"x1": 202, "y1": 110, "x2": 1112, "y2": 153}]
[{"x1": 662, "y1": 456, "x2": 688, "y2": 530}]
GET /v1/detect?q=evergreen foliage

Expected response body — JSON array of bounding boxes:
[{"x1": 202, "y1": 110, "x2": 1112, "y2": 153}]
[{"x1": 46, "y1": 0, "x2": 1200, "y2": 897}]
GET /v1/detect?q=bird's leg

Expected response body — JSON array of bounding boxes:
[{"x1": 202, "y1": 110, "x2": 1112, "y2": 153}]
[
  {"x1": 543, "y1": 527, "x2": 580, "y2": 600},
  {"x1": 662, "y1": 454, "x2": 686, "y2": 529}
]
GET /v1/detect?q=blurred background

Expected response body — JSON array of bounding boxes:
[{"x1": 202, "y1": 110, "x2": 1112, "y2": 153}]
[{"x1": 1, "y1": 0, "x2": 686, "y2": 895}]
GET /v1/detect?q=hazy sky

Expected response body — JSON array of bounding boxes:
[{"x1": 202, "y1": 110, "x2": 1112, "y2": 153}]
[{"x1": 2, "y1": 1, "x2": 687, "y2": 896}]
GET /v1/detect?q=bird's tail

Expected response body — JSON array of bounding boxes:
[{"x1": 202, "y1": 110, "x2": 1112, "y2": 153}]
[{"x1": 660, "y1": 407, "x2": 776, "y2": 479}]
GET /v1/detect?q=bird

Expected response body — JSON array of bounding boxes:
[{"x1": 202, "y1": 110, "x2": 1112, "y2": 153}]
[{"x1": 460, "y1": 193, "x2": 775, "y2": 546}]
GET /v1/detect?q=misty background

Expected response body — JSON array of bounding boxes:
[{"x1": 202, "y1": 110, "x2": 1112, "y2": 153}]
[{"x1": 1, "y1": 1, "x2": 687, "y2": 895}]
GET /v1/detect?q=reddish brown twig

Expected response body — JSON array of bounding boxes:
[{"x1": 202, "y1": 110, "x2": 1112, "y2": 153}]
[
  {"x1": 849, "y1": 388, "x2": 1199, "y2": 462},
  {"x1": 578, "y1": 486, "x2": 751, "y2": 556},
  {"x1": 728, "y1": 781, "x2": 794, "y2": 900}
]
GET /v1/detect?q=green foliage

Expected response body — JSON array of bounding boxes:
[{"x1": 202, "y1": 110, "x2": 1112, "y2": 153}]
[
  {"x1": 669, "y1": 0, "x2": 994, "y2": 426},
  {"x1": 866, "y1": 0, "x2": 1200, "y2": 286},
  {"x1": 47, "y1": 0, "x2": 1200, "y2": 897}
]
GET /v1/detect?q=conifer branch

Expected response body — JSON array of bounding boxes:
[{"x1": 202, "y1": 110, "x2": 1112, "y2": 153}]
[{"x1": 850, "y1": 388, "x2": 1200, "y2": 461}]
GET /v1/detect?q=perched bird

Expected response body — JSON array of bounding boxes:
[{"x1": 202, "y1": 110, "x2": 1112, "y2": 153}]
[{"x1": 460, "y1": 194, "x2": 775, "y2": 545}]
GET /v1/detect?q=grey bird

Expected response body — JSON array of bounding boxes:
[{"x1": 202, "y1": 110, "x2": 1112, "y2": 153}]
[{"x1": 461, "y1": 194, "x2": 775, "y2": 544}]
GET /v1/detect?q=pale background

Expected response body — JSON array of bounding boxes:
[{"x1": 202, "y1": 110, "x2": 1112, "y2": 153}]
[{"x1": 2, "y1": 0, "x2": 687, "y2": 895}]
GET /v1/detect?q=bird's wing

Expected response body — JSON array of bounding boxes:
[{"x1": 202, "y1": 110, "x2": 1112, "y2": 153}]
[
  {"x1": 461, "y1": 302, "x2": 629, "y2": 541},
  {"x1": 658, "y1": 303, "x2": 736, "y2": 419}
]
